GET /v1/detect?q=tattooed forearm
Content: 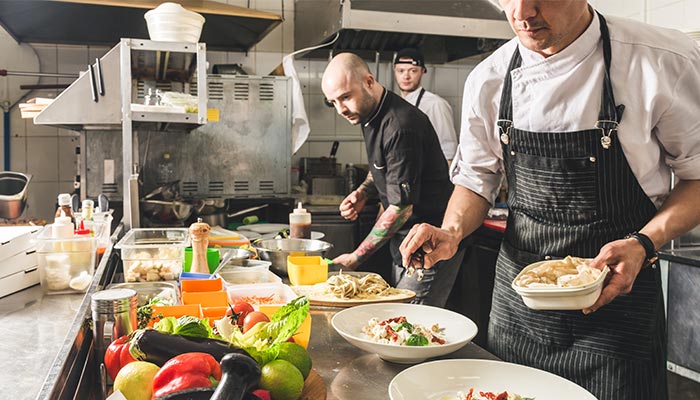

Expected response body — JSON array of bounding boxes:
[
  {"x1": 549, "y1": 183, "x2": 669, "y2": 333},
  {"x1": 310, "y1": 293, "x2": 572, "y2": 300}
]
[{"x1": 353, "y1": 204, "x2": 413, "y2": 262}]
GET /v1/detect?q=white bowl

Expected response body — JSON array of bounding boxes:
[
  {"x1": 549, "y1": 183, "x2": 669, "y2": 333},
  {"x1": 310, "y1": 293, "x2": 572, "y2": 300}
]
[
  {"x1": 331, "y1": 303, "x2": 477, "y2": 364},
  {"x1": 144, "y1": 2, "x2": 205, "y2": 43},
  {"x1": 389, "y1": 359, "x2": 596, "y2": 400},
  {"x1": 511, "y1": 260, "x2": 609, "y2": 310}
]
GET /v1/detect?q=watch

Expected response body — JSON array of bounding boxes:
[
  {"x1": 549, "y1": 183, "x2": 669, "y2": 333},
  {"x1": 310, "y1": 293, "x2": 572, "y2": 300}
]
[{"x1": 625, "y1": 232, "x2": 658, "y2": 268}]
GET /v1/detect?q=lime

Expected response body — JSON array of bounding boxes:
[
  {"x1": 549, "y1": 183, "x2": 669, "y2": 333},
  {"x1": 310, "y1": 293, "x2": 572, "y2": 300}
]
[
  {"x1": 259, "y1": 359, "x2": 305, "y2": 400},
  {"x1": 276, "y1": 342, "x2": 312, "y2": 379},
  {"x1": 113, "y1": 361, "x2": 160, "y2": 400}
]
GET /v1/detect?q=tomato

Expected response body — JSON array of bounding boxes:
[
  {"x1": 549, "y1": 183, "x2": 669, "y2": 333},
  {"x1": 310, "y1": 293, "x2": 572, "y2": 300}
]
[
  {"x1": 242, "y1": 311, "x2": 270, "y2": 332},
  {"x1": 226, "y1": 301, "x2": 254, "y2": 326}
]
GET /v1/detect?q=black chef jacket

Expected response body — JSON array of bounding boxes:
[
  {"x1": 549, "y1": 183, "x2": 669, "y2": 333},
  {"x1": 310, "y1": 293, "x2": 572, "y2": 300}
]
[{"x1": 362, "y1": 89, "x2": 454, "y2": 264}]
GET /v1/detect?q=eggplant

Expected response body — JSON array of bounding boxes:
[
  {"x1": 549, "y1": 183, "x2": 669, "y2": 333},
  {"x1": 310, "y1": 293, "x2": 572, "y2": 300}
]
[
  {"x1": 154, "y1": 353, "x2": 262, "y2": 400},
  {"x1": 130, "y1": 329, "x2": 250, "y2": 366}
]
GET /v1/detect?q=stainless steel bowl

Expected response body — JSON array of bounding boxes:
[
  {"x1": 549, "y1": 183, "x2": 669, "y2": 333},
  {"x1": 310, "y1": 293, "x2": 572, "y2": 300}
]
[
  {"x1": 140, "y1": 199, "x2": 194, "y2": 224},
  {"x1": 254, "y1": 238, "x2": 333, "y2": 276},
  {"x1": 0, "y1": 172, "x2": 31, "y2": 219},
  {"x1": 220, "y1": 248, "x2": 254, "y2": 266}
]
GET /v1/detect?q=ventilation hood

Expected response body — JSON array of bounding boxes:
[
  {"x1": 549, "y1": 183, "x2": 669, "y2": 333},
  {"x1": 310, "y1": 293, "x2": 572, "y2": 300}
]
[
  {"x1": 0, "y1": 0, "x2": 282, "y2": 52},
  {"x1": 295, "y1": 0, "x2": 514, "y2": 63}
]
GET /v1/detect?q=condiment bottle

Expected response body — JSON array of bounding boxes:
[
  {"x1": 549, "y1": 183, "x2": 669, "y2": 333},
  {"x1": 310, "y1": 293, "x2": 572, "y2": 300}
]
[
  {"x1": 81, "y1": 199, "x2": 95, "y2": 234},
  {"x1": 189, "y1": 218, "x2": 211, "y2": 274},
  {"x1": 55, "y1": 193, "x2": 75, "y2": 225},
  {"x1": 289, "y1": 202, "x2": 311, "y2": 239}
]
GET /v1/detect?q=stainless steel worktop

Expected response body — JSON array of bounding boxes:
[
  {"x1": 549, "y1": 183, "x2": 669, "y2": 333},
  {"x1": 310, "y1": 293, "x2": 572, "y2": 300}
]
[{"x1": 306, "y1": 307, "x2": 498, "y2": 400}]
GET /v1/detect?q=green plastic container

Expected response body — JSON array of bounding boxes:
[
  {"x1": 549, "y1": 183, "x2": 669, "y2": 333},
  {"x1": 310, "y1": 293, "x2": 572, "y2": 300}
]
[{"x1": 183, "y1": 247, "x2": 221, "y2": 274}]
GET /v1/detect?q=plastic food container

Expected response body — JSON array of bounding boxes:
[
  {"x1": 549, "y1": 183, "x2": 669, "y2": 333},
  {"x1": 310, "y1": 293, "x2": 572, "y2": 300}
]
[
  {"x1": 181, "y1": 277, "x2": 223, "y2": 293},
  {"x1": 226, "y1": 282, "x2": 293, "y2": 306},
  {"x1": 144, "y1": 2, "x2": 205, "y2": 43},
  {"x1": 35, "y1": 226, "x2": 97, "y2": 294},
  {"x1": 107, "y1": 281, "x2": 180, "y2": 306},
  {"x1": 511, "y1": 261, "x2": 610, "y2": 310},
  {"x1": 149, "y1": 304, "x2": 203, "y2": 326},
  {"x1": 182, "y1": 290, "x2": 228, "y2": 307},
  {"x1": 220, "y1": 259, "x2": 271, "y2": 272},
  {"x1": 183, "y1": 247, "x2": 220, "y2": 273},
  {"x1": 219, "y1": 269, "x2": 282, "y2": 285},
  {"x1": 116, "y1": 228, "x2": 189, "y2": 282},
  {"x1": 287, "y1": 256, "x2": 328, "y2": 286}
]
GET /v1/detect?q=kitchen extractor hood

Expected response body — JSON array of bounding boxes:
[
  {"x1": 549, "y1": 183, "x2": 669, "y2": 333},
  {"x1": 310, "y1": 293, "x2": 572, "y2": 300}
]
[
  {"x1": 0, "y1": 0, "x2": 282, "y2": 52},
  {"x1": 295, "y1": 0, "x2": 514, "y2": 63}
]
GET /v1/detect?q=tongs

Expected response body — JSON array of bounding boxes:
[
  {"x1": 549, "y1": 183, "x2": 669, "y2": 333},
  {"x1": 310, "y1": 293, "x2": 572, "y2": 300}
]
[{"x1": 405, "y1": 248, "x2": 426, "y2": 281}]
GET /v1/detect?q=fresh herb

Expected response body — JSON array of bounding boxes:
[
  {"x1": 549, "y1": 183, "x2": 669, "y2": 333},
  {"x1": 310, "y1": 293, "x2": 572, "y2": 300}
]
[
  {"x1": 136, "y1": 297, "x2": 170, "y2": 329},
  {"x1": 395, "y1": 321, "x2": 414, "y2": 333},
  {"x1": 405, "y1": 334, "x2": 429, "y2": 346}
]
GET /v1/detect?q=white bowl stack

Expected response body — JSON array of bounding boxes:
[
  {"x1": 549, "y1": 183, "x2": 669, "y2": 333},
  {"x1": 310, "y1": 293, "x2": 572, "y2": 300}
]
[{"x1": 144, "y1": 2, "x2": 205, "y2": 43}]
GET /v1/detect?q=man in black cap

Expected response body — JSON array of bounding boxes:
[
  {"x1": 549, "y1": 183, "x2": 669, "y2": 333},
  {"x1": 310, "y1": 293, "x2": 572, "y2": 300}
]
[{"x1": 394, "y1": 48, "x2": 458, "y2": 163}]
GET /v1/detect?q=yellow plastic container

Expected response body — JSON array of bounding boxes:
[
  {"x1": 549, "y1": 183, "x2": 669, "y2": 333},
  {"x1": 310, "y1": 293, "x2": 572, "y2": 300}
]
[{"x1": 287, "y1": 256, "x2": 328, "y2": 286}]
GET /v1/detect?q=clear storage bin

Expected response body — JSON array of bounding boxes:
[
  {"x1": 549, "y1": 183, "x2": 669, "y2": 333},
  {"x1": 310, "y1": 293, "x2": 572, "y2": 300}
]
[
  {"x1": 115, "y1": 228, "x2": 189, "y2": 282},
  {"x1": 219, "y1": 268, "x2": 281, "y2": 285},
  {"x1": 36, "y1": 227, "x2": 97, "y2": 294}
]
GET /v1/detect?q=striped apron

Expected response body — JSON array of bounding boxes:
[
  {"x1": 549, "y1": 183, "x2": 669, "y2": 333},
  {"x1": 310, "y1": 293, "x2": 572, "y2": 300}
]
[{"x1": 487, "y1": 13, "x2": 667, "y2": 400}]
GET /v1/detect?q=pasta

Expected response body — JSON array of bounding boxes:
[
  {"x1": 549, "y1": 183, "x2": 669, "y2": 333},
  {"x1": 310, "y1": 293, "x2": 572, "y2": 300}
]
[
  {"x1": 324, "y1": 270, "x2": 402, "y2": 300},
  {"x1": 515, "y1": 256, "x2": 603, "y2": 288}
]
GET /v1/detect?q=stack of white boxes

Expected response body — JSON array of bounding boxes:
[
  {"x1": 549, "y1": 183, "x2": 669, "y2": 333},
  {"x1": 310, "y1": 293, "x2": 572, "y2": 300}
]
[{"x1": 0, "y1": 226, "x2": 41, "y2": 298}]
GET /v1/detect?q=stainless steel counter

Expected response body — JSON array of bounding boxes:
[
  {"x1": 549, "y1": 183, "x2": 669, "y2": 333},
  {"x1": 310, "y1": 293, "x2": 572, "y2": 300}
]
[{"x1": 306, "y1": 307, "x2": 499, "y2": 400}]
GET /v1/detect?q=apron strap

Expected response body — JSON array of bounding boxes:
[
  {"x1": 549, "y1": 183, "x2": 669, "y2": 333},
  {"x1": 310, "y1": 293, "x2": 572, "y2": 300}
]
[
  {"x1": 415, "y1": 88, "x2": 426, "y2": 108},
  {"x1": 497, "y1": 11, "x2": 625, "y2": 137}
]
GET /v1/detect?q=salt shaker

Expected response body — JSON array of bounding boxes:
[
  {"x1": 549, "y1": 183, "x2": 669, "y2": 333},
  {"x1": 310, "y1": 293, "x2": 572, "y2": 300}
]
[
  {"x1": 189, "y1": 218, "x2": 211, "y2": 274},
  {"x1": 91, "y1": 288, "x2": 138, "y2": 369}
]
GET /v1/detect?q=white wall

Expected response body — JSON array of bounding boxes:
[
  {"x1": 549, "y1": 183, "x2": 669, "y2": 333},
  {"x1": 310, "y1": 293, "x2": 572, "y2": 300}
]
[{"x1": 3, "y1": 0, "x2": 694, "y2": 220}]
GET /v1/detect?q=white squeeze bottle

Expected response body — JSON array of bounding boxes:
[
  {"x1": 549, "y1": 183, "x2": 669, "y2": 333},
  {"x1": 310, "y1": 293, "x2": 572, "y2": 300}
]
[
  {"x1": 289, "y1": 202, "x2": 312, "y2": 239},
  {"x1": 52, "y1": 210, "x2": 74, "y2": 252}
]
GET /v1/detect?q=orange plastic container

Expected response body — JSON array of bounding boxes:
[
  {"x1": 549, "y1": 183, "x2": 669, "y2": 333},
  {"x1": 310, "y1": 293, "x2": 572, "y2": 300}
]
[
  {"x1": 149, "y1": 304, "x2": 203, "y2": 326},
  {"x1": 202, "y1": 306, "x2": 229, "y2": 326},
  {"x1": 181, "y1": 277, "x2": 223, "y2": 293},
  {"x1": 182, "y1": 290, "x2": 229, "y2": 307}
]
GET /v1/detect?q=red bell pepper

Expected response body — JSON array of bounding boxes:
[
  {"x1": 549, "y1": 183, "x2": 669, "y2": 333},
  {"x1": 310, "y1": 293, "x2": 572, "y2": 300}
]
[
  {"x1": 151, "y1": 352, "x2": 222, "y2": 399},
  {"x1": 104, "y1": 335, "x2": 136, "y2": 380},
  {"x1": 252, "y1": 389, "x2": 271, "y2": 400}
]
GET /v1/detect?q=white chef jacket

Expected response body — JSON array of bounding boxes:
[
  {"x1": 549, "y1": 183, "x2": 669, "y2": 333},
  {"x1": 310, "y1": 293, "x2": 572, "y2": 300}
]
[
  {"x1": 404, "y1": 87, "x2": 459, "y2": 160},
  {"x1": 451, "y1": 13, "x2": 700, "y2": 208}
]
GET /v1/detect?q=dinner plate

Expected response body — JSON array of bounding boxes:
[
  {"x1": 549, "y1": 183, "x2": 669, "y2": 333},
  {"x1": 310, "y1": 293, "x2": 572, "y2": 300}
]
[
  {"x1": 388, "y1": 359, "x2": 596, "y2": 400},
  {"x1": 291, "y1": 284, "x2": 415, "y2": 307}
]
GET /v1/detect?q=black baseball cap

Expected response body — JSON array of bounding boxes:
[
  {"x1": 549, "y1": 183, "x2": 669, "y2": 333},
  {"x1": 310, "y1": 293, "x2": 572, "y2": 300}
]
[{"x1": 394, "y1": 48, "x2": 426, "y2": 70}]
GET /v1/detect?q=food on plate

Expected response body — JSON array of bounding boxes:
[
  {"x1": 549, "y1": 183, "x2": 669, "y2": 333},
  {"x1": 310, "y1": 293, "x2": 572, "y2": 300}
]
[
  {"x1": 514, "y1": 256, "x2": 603, "y2": 288},
  {"x1": 362, "y1": 316, "x2": 445, "y2": 346},
  {"x1": 324, "y1": 270, "x2": 405, "y2": 300},
  {"x1": 445, "y1": 388, "x2": 534, "y2": 400}
]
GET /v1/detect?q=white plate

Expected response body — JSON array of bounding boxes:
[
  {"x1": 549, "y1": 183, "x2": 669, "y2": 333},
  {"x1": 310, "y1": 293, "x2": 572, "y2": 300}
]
[
  {"x1": 389, "y1": 359, "x2": 596, "y2": 400},
  {"x1": 331, "y1": 303, "x2": 477, "y2": 364}
]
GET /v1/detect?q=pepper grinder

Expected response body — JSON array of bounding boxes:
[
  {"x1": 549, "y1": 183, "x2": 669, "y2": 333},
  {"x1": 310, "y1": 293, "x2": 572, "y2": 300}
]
[{"x1": 189, "y1": 218, "x2": 211, "y2": 274}]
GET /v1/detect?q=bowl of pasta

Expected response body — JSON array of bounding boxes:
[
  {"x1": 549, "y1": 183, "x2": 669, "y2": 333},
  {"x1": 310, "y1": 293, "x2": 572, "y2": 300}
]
[
  {"x1": 511, "y1": 256, "x2": 610, "y2": 310},
  {"x1": 331, "y1": 303, "x2": 477, "y2": 364}
]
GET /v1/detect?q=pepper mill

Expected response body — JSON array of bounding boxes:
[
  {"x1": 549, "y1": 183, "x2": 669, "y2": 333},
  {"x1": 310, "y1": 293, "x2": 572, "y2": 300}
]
[{"x1": 189, "y1": 218, "x2": 211, "y2": 274}]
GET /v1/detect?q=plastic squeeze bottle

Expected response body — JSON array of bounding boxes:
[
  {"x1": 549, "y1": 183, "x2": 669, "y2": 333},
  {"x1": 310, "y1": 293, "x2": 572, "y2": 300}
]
[
  {"x1": 55, "y1": 193, "x2": 75, "y2": 225},
  {"x1": 289, "y1": 202, "x2": 312, "y2": 239}
]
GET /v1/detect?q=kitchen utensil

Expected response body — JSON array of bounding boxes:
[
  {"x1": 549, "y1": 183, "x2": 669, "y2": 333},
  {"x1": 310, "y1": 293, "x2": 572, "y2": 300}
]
[
  {"x1": 143, "y1": 180, "x2": 180, "y2": 201},
  {"x1": 0, "y1": 172, "x2": 31, "y2": 219},
  {"x1": 70, "y1": 193, "x2": 80, "y2": 214},
  {"x1": 228, "y1": 204, "x2": 269, "y2": 219},
  {"x1": 210, "y1": 248, "x2": 238, "y2": 278},
  {"x1": 141, "y1": 199, "x2": 194, "y2": 224},
  {"x1": 189, "y1": 218, "x2": 211, "y2": 274},
  {"x1": 94, "y1": 57, "x2": 104, "y2": 96},
  {"x1": 331, "y1": 303, "x2": 477, "y2": 364},
  {"x1": 98, "y1": 193, "x2": 109, "y2": 212},
  {"x1": 91, "y1": 288, "x2": 138, "y2": 369},
  {"x1": 254, "y1": 238, "x2": 333, "y2": 276},
  {"x1": 330, "y1": 140, "x2": 339, "y2": 158},
  {"x1": 389, "y1": 359, "x2": 596, "y2": 400}
]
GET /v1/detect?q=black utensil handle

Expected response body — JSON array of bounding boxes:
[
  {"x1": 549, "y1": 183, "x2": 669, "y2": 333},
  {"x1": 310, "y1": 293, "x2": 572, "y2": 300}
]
[
  {"x1": 95, "y1": 57, "x2": 105, "y2": 96},
  {"x1": 330, "y1": 140, "x2": 340, "y2": 157},
  {"x1": 88, "y1": 64, "x2": 98, "y2": 102}
]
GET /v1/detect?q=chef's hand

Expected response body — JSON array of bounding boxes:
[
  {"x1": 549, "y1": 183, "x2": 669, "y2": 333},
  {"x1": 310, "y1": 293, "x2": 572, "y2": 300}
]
[
  {"x1": 332, "y1": 253, "x2": 360, "y2": 270},
  {"x1": 339, "y1": 190, "x2": 367, "y2": 221},
  {"x1": 399, "y1": 223, "x2": 461, "y2": 269},
  {"x1": 583, "y1": 237, "x2": 648, "y2": 315}
]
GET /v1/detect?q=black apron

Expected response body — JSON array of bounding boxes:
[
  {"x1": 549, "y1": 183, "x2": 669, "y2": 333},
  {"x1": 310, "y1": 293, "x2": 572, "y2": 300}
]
[
  {"x1": 415, "y1": 88, "x2": 426, "y2": 108},
  {"x1": 487, "y1": 13, "x2": 667, "y2": 400}
]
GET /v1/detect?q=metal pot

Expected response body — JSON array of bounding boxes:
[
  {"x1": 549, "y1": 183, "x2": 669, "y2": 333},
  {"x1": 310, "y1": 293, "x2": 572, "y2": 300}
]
[
  {"x1": 254, "y1": 238, "x2": 333, "y2": 276},
  {"x1": 0, "y1": 172, "x2": 31, "y2": 219}
]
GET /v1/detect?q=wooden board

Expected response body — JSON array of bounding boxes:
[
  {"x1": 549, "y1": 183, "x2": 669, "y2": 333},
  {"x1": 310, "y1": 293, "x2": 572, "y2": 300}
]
[
  {"x1": 292, "y1": 285, "x2": 416, "y2": 308},
  {"x1": 301, "y1": 369, "x2": 327, "y2": 400}
]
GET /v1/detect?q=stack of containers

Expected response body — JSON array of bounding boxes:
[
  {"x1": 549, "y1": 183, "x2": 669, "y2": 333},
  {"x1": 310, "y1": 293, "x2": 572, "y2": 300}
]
[
  {"x1": 36, "y1": 225, "x2": 96, "y2": 294},
  {"x1": 0, "y1": 226, "x2": 41, "y2": 297}
]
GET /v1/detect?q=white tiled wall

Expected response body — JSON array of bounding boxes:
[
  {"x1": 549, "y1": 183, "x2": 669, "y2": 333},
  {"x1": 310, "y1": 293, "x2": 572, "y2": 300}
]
[{"x1": 1, "y1": 0, "x2": 692, "y2": 220}]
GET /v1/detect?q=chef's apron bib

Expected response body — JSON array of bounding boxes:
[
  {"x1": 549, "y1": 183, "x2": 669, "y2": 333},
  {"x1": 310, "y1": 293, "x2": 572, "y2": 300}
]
[{"x1": 487, "y1": 13, "x2": 667, "y2": 400}]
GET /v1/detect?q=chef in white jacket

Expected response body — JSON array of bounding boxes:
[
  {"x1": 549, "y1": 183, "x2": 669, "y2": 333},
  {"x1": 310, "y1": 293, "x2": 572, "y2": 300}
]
[
  {"x1": 400, "y1": 1, "x2": 700, "y2": 399},
  {"x1": 394, "y1": 48, "x2": 458, "y2": 162}
]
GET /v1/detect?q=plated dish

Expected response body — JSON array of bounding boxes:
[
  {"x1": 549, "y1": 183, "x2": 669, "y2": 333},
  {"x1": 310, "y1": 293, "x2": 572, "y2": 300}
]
[
  {"x1": 332, "y1": 303, "x2": 477, "y2": 364},
  {"x1": 291, "y1": 271, "x2": 416, "y2": 307},
  {"x1": 388, "y1": 359, "x2": 596, "y2": 400}
]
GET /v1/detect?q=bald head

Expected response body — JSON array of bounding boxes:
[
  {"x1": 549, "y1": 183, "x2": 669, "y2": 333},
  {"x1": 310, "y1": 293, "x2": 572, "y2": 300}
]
[{"x1": 322, "y1": 53, "x2": 384, "y2": 125}]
